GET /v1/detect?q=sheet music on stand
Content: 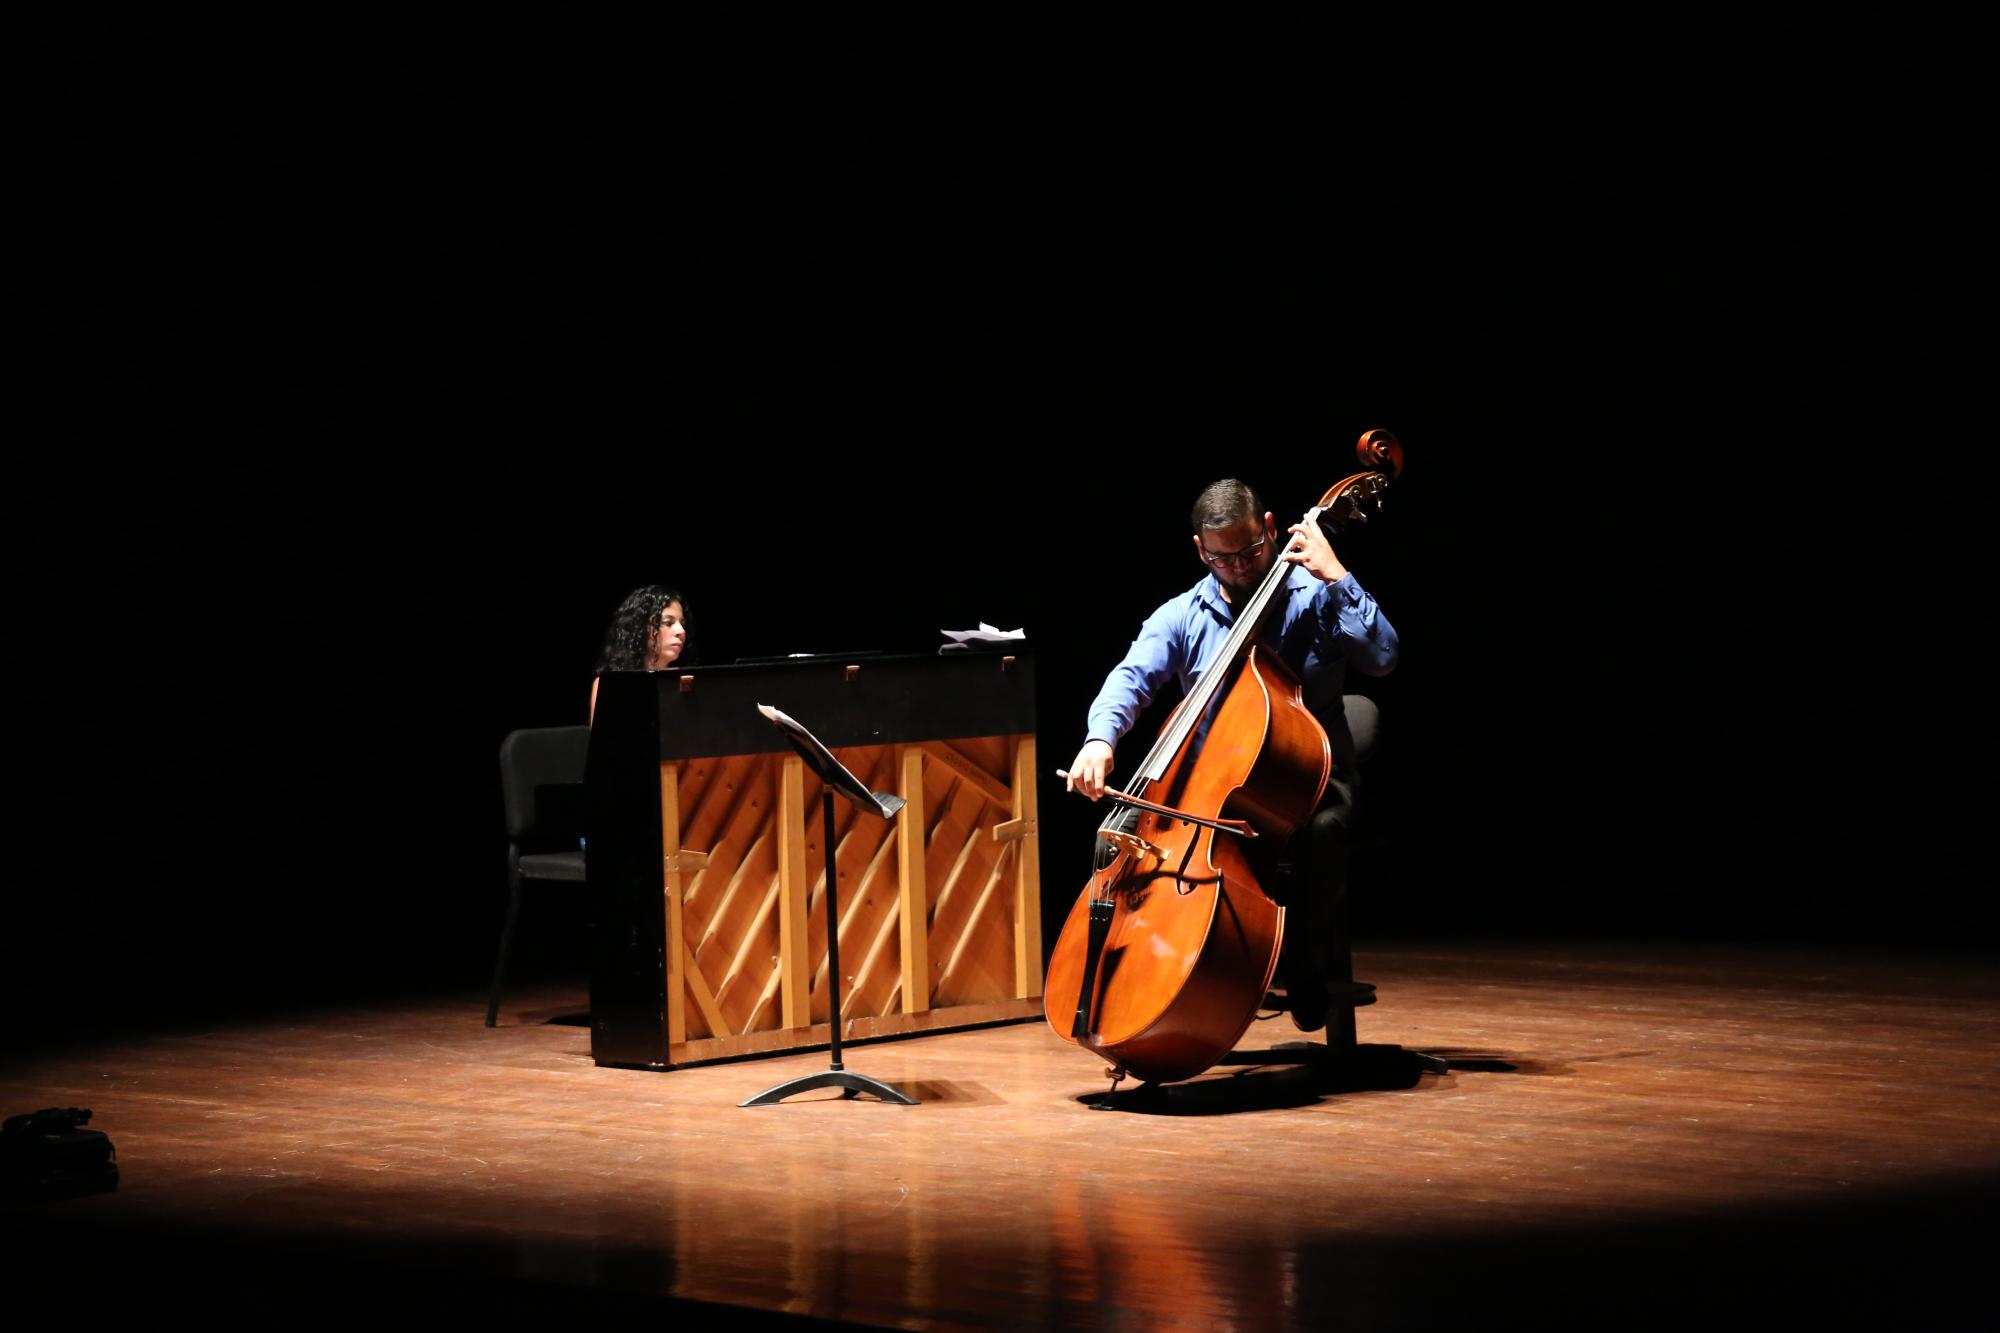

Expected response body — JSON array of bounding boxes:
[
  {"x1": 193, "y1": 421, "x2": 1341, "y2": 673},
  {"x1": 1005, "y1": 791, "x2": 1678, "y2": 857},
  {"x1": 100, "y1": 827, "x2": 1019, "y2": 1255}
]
[{"x1": 755, "y1": 705, "x2": 904, "y2": 819}]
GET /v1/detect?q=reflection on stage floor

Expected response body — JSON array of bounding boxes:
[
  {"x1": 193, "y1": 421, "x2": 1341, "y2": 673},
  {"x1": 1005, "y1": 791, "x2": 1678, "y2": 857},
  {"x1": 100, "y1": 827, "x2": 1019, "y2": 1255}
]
[{"x1": 5, "y1": 941, "x2": 1996, "y2": 1328}]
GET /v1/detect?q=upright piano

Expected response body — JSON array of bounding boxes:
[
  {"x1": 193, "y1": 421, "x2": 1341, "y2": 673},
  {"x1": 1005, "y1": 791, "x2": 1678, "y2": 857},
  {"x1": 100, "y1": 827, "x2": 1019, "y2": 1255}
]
[{"x1": 586, "y1": 651, "x2": 1042, "y2": 1069}]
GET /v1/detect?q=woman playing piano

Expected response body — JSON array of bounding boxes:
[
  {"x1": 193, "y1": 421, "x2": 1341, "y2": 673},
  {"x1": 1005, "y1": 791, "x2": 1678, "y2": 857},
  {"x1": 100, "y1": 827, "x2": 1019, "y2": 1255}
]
[{"x1": 588, "y1": 585, "x2": 691, "y2": 724}]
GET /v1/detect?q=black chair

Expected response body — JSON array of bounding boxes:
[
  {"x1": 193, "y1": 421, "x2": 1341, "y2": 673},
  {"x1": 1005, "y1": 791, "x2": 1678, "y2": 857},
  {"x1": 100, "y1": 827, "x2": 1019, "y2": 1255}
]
[
  {"x1": 487, "y1": 725, "x2": 590, "y2": 1027},
  {"x1": 1344, "y1": 692, "x2": 1380, "y2": 771}
]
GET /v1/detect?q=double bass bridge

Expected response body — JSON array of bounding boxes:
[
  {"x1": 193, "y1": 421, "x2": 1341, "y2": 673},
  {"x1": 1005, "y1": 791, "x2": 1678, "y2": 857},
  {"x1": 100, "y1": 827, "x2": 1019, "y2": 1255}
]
[{"x1": 1097, "y1": 826, "x2": 1167, "y2": 860}]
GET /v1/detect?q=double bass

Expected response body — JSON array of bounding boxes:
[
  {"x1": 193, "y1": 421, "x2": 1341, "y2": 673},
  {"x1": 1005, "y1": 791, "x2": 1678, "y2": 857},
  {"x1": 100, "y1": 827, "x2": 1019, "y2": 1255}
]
[{"x1": 1043, "y1": 431, "x2": 1405, "y2": 1086}]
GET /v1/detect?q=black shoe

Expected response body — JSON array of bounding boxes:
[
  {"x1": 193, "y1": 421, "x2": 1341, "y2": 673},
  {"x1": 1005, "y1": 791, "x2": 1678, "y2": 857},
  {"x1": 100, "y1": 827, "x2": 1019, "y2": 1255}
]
[{"x1": 1287, "y1": 972, "x2": 1329, "y2": 1033}]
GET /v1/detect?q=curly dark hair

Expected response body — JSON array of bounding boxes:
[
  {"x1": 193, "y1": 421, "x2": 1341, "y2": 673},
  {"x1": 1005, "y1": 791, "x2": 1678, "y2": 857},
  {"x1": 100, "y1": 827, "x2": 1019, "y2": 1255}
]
[{"x1": 595, "y1": 585, "x2": 694, "y2": 673}]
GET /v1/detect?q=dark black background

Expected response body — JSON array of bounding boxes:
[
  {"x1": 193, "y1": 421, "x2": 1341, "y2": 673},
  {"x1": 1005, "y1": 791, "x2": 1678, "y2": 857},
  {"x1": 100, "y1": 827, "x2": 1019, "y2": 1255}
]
[{"x1": 13, "y1": 16, "x2": 1992, "y2": 1044}]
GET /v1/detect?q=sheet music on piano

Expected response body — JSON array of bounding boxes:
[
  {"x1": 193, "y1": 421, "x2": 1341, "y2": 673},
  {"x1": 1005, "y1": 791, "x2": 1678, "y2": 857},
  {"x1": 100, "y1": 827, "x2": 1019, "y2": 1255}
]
[{"x1": 940, "y1": 623, "x2": 1026, "y2": 653}]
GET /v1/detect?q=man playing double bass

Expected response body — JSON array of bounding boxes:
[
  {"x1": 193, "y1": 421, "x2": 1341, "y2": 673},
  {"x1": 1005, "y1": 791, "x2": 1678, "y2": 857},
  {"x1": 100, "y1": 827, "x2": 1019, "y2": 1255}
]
[{"x1": 1064, "y1": 478, "x2": 1400, "y2": 1033}]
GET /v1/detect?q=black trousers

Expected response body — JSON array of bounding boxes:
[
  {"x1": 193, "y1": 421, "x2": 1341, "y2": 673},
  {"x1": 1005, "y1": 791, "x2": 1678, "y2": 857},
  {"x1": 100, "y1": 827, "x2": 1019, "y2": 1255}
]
[{"x1": 1278, "y1": 769, "x2": 1359, "y2": 994}]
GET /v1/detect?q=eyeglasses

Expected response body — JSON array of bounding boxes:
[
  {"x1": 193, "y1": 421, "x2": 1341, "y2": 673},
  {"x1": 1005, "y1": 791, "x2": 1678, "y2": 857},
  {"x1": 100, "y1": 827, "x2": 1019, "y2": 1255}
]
[{"x1": 1199, "y1": 534, "x2": 1269, "y2": 569}]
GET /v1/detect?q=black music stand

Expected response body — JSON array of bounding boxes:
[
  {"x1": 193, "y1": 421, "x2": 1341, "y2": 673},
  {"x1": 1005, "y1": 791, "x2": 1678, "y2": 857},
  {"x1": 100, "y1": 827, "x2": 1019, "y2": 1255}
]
[{"x1": 740, "y1": 704, "x2": 919, "y2": 1107}]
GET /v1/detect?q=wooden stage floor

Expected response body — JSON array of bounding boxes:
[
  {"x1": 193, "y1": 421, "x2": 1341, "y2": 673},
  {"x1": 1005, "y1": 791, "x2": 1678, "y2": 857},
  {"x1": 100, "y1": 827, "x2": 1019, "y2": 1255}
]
[{"x1": 5, "y1": 941, "x2": 1997, "y2": 1329}]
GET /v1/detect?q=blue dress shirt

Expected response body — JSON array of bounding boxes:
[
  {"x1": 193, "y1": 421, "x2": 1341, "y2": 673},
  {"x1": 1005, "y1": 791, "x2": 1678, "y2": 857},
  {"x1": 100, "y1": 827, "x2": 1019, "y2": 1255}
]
[{"x1": 1085, "y1": 565, "x2": 1399, "y2": 776}]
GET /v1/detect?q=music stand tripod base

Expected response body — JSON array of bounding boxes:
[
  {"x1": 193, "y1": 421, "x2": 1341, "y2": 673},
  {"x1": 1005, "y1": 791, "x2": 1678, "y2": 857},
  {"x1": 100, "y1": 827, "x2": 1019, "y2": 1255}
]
[{"x1": 740, "y1": 1067, "x2": 917, "y2": 1106}]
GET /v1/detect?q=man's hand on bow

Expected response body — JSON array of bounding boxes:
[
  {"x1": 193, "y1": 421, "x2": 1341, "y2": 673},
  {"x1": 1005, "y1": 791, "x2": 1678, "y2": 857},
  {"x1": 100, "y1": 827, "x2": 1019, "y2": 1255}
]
[{"x1": 1065, "y1": 740, "x2": 1115, "y2": 800}]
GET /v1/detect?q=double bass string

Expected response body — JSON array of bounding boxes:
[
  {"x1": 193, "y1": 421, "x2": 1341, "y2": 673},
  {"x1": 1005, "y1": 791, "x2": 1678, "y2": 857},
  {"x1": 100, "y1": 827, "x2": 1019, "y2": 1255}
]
[
  {"x1": 1074, "y1": 505, "x2": 1330, "y2": 1037},
  {"x1": 1134, "y1": 504, "x2": 1327, "y2": 786}
]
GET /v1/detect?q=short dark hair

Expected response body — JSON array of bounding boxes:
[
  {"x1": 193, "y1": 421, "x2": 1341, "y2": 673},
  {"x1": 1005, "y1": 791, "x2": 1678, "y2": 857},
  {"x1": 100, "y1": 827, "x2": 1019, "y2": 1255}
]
[
  {"x1": 596, "y1": 585, "x2": 693, "y2": 672},
  {"x1": 1190, "y1": 479, "x2": 1264, "y2": 533}
]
